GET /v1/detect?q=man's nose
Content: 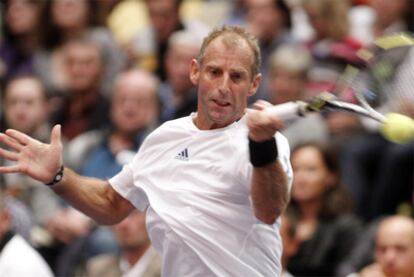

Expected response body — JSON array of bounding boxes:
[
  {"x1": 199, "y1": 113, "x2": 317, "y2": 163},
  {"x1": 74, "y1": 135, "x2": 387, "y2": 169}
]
[
  {"x1": 383, "y1": 249, "x2": 397, "y2": 263},
  {"x1": 218, "y1": 74, "x2": 230, "y2": 95}
]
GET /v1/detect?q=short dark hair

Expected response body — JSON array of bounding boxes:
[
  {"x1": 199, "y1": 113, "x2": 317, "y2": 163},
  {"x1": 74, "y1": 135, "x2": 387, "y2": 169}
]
[{"x1": 275, "y1": 0, "x2": 292, "y2": 29}]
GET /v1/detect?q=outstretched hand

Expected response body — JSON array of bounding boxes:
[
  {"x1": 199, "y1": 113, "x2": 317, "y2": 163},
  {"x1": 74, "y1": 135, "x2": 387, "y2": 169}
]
[
  {"x1": 247, "y1": 100, "x2": 285, "y2": 142},
  {"x1": 0, "y1": 125, "x2": 63, "y2": 184}
]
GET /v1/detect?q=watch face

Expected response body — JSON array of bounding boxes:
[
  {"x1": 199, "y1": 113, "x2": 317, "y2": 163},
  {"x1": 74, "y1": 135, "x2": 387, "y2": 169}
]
[
  {"x1": 46, "y1": 166, "x2": 64, "y2": 186},
  {"x1": 55, "y1": 174, "x2": 63, "y2": 182}
]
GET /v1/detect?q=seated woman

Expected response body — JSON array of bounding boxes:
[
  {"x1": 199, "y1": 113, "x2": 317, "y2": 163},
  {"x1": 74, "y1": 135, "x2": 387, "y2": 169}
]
[{"x1": 286, "y1": 142, "x2": 362, "y2": 276}]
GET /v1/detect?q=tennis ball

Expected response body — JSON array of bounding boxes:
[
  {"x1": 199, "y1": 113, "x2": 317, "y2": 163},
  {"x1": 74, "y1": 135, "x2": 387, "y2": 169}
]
[{"x1": 380, "y1": 113, "x2": 414, "y2": 144}]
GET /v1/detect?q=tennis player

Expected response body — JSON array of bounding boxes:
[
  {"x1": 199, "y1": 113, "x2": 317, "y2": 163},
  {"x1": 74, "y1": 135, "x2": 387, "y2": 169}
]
[{"x1": 0, "y1": 26, "x2": 292, "y2": 276}]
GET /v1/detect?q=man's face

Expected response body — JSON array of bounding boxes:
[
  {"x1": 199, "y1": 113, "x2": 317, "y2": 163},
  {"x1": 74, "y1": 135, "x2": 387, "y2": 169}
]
[
  {"x1": 4, "y1": 78, "x2": 47, "y2": 134},
  {"x1": 165, "y1": 43, "x2": 199, "y2": 95},
  {"x1": 111, "y1": 77, "x2": 158, "y2": 134},
  {"x1": 148, "y1": 0, "x2": 179, "y2": 42},
  {"x1": 6, "y1": 0, "x2": 40, "y2": 35},
  {"x1": 375, "y1": 220, "x2": 414, "y2": 277},
  {"x1": 190, "y1": 36, "x2": 261, "y2": 129},
  {"x1": 246, "y1": 0, "x2": 282, "y2": 42},
  {"x1": 268, "y1": 69, "x2": 305, "y2": 105},
  {"x1": 52, "y1": 0, "x2": 89, "y2": 30},
  {"x1": 64, "y1": 42, "x2": 102, "y2": 92},
  {"x1": 291, "y1": 146, "x2": 333, "y2": 203},
  {"x1": 369, "y1": 0, "x2": 407, "y2": 28}
]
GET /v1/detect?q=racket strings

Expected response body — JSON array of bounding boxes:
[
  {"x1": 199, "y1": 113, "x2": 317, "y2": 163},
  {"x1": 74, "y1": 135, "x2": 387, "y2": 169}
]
[{"x1": 364, "y1": 45, "x2": 414, "y2": 112}]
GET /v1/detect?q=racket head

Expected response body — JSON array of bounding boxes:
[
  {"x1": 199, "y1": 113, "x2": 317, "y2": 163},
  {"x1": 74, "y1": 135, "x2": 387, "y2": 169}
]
[{"x1": 351, "y1": 33, "x2": 414, "y2": 112}]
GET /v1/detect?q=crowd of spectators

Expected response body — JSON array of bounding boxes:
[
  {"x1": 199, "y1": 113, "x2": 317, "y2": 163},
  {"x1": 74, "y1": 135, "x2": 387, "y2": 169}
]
[{"x1": 0, "y1": 0, "x2": 413, "y2": 276}]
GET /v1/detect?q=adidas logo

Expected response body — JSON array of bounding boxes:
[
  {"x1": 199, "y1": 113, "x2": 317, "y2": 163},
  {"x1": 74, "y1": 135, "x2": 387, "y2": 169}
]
[{"x1": 175, "y1": 148, "x2": 189, "y2": 161}]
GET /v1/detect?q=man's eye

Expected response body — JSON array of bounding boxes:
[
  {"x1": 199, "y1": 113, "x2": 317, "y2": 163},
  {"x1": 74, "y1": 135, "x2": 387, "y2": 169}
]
[
  {"x1": 232, "y1": 74, "x2": 242, "y2": 81},
  {"x1": 211, "y1": 69, "x2": 220, "y2": 76}
]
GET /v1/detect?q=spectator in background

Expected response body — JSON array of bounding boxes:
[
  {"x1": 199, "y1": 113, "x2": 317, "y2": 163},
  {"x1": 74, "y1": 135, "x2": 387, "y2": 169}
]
[
  {"x1": 105, "y1": 0, "x2": 149, "y2": 49},
  {"x1": 159, "y1": 30, "x2": 202, "y2": 123},
  {"x1": 66, "y1": 69, "x2": 160, "y2": 179},
  {"x1": 0, "y1": 76, "x2": 99, "y2": 276},
  {"x1": 34, "y1": 0, "x2": 125, "y2": 97},
  {"x1": 0, "y1": 189, "x2": 54, "y2": 277},
  {"x1": 287, "y1": 142, "x2": 362, "y2": 277},
  {"x1": 302, "y1": 0, "x2": 366, "y2": 165},
  {"x1": 61, "y1": 69, "x2": 160, "y2": 275},
  {"x1": 405, "y1": 0, "x2": 414, "y2": 33},
  {"x1": 50, "y1": 38, "x2": 110, "y2": 141},
  {"x1": 0, "y1": 76, "x2": 62, "y2": 232},
  {"x1": 302, "y1": 0, "x2": 363, "y2": 95},
  {"x1": 369, "y1": 0, "x2": 410, "y2": 38},
  {"x1": 358, "y1": 215, "x2": 414, "y2": 277},
  {"x1": 339, "y1": 26, "x2": 414, "y2": 222},
  {"x1": 86, "y1": 210, "x2": 162, "y2": 277},
  {"x1": 245, "y1": 0, "x2": 294, "y2": 102},
  {"x1": 129, "y1": 0, "x2": 209, "y2": 81},
  {"x1": 267, "y1": 45, "x2": 311, "y2": 105},
  {"x1": 267, "y1": 44, "x2": 329, "y2": 148},
  {"x1": 368, "y1": 140, "x2": 414, "y2": 219},
  {"x1": 280, "y1": 210, "x2": 299, "y2": 277},
  {"x1": 0, "y1": 0, "x2": 43, "y2": 85}
]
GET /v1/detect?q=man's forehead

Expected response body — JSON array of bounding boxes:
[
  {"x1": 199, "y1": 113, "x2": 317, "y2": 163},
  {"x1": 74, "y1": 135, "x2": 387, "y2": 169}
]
[
  {"x1": 207, "y1": 35, "x2": 251, "y2": 53},
  {"x1": 204, "y1": 61, "x2": 249, "y2": 76},
  {"x1": 7, "y1": 79, "x2": 43, "y2": 95},
  {"x1": 203, "y1": 37, "x2": 254, "y2": 70}
]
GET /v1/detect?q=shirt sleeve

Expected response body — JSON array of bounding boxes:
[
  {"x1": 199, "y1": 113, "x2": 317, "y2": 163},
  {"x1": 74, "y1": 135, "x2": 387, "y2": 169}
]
[{"x1": 109, "y1": 163, "x2": 149, "y2": 212}]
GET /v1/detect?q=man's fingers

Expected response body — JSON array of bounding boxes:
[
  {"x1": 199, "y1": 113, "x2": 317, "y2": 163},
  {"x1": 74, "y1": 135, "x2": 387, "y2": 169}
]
[
  {"x1": 50, "y1": 124, "x2": 62, "y2": 147},
  {"x1": 5, "y1": 129, "x2": 31, "y2": 146},
  {"x1": 0, "y1": 148, "x2": 19, "y2": 161},
  {"x1": 0, "y1": 164, "x2": 21, "y2": 174},
  {"x1": 269, "y1": 116, "x2": 285, "y2": 130},
  {"x1": 0, "y1": 133, "x2": 23, "y2": 152},
  {"x1": 252, "y1": 100, "x2": 272, "y2": 111}
]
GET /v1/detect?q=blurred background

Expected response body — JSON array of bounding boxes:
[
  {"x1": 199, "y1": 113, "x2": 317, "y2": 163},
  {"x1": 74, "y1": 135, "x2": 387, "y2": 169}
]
[{"x1": 0, "y1": 0, "x2": 413, "y2": 276}]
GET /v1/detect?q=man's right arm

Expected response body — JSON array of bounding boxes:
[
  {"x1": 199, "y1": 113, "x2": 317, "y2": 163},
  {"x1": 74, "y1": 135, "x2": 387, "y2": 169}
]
[
  {"x1": 0, "y1": 125, "x2": 134, "y2": 225},
  {"x1": 51, "y1": 167, "x2": 135, "y2": 225}
]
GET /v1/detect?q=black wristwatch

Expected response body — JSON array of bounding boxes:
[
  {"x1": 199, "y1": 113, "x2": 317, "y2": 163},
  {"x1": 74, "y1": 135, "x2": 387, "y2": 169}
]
[{"x1": 45, "y1": 166, "x2": 64, "y2": 187}]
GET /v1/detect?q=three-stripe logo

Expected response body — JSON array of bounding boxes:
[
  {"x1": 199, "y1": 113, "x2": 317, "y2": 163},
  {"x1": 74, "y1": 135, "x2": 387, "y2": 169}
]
[{"x1": 175, "y1": 148, "x2": 189, "y2": 161}]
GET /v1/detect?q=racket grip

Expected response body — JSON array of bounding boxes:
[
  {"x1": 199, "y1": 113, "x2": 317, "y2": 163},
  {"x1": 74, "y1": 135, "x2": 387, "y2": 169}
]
[{"x1": 264, "y1": 101, "x2": 308, "y2": 124}]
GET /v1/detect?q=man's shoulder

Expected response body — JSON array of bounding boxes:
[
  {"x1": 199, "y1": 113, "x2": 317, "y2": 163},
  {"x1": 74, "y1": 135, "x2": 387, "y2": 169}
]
[
  {"x1": 142, "y1": 116, "x2": 191, "y2": 146},
  {"x1": 152, "y1": 116, "x2": 191, "y2": 133}
]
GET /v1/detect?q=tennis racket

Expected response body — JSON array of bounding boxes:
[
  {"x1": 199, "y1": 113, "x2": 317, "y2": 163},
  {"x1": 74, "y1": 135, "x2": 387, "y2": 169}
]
[{"x1": 264, "y1": 32, "x2": 414, "y2": 143}]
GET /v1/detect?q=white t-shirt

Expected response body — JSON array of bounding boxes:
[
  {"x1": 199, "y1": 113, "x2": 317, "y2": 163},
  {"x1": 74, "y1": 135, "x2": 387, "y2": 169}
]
[
  {"x1": 110, "y1": 114, "x2": 293, "y2": 277},
  {"x1": 0, "y1": 235, "x2": 54, "y2": 277}
]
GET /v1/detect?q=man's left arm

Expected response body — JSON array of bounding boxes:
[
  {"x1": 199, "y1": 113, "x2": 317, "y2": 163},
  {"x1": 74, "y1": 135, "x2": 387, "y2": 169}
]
[
  {"x1": 251, "y1": 160, "x2": 289, "y2": 224},
  {"x1": 247, "y1": 101, "x2": 290, "y2": 224}
]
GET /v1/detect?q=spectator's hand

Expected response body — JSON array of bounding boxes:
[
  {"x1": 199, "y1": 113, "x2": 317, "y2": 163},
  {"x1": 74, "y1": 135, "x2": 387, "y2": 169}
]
[
  {"x1": 0, "y1": 125, "x2": 63, "y2": 184},
  {"x1": 247, "y1": 100, "x2": 284, "y2": 142}
]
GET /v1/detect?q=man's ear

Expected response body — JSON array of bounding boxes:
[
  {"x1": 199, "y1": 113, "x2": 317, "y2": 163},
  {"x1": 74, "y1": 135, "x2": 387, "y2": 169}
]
[
  {"x1": 189, "y1": 59, "x2": 200, "y2": 86},
  {"x1": 248, "y1": 73, "x2": 262, "y2": 97}
]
